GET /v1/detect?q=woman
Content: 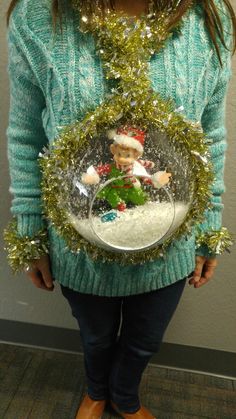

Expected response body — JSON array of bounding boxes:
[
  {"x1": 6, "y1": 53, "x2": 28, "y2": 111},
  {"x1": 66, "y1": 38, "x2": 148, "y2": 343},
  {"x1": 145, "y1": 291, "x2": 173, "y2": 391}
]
[{"x1": 5, "y1": 0, "x2": 235, "y2": 418}]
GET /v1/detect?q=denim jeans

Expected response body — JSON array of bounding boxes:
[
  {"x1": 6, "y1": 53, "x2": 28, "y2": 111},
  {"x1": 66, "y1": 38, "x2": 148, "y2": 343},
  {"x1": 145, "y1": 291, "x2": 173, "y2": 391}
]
[{"x1": 60, "y1": 277, "x2": 187, "y2": 413}]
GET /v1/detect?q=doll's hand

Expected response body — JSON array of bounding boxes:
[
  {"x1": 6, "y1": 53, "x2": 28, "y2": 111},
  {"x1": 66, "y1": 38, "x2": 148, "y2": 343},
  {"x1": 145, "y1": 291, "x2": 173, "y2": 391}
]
[
  {"x1": 158, "y1": 171, "x2": 171, "y2": 186},
  {"x1": 152, "y1": 171, "x2": 171, "y2": 188},
  {"x1": 25, "y1": 254, "x2": 54, "y2": 291},
  {"x1": 188, "y1": 256, "x2": 218, "y2": 288},
  {"x1": 81, "y1": 172, "x2": 100, "y2": 185}
]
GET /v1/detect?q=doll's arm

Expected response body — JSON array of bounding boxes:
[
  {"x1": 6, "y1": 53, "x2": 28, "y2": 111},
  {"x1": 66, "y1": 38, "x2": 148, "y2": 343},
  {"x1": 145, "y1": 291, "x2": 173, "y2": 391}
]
[
  {"x1": 138, "y1": 159, "x2": 155, "y2": 169},
  {"x1": 138, "y1": 160, "x2": 171, "y2": 188},
  {"x1": 81, "y1": 164, "x2": 111, "y2": 184}
]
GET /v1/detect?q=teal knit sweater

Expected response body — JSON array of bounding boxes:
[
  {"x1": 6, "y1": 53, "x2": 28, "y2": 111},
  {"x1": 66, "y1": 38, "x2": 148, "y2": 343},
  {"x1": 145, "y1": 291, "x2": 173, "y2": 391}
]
[{"x1": 6, "y1": 0, "x2": 232, "y2": 296}]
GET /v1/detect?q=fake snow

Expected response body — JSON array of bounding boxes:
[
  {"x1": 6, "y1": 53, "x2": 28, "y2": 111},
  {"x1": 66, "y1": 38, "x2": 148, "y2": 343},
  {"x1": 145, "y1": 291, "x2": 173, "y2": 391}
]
[{"x1": 68, "y1": 201, "x2": 190, "y2": 252}]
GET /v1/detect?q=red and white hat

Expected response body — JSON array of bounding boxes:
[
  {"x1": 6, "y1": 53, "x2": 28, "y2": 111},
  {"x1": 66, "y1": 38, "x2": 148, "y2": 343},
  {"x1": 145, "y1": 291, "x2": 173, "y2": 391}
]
[{"x1": 108, "y1": 126, "x2": 145, "y2": 154}]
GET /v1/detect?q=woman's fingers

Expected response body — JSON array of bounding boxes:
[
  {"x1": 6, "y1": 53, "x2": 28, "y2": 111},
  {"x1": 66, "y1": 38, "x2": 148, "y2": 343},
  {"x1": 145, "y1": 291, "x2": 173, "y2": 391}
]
[
  {"x1": 27, "y1": 269, "x2": 52, "y2": 290},
  {"x1": 203, "y1": 260, "x2": 218, "y2": 279},
  {"x1": 39, "y1": 257, "x2": 54, "y2": 289},
  {"x1": 189, "y1": 256, "x2": 206, "y2": 285},
  {"x1": 189, "y1": 256, "x2": 218, "y2": 288},
  {"x1": 25, "y1": 254, "x2": 54, "y2": 291}
]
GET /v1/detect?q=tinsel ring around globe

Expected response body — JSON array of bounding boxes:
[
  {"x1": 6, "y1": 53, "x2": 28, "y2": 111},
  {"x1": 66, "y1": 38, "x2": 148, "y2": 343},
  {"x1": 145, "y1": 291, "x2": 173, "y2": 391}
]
[{"x1": 61, "y1": 126, "x2": 194, "y2": 252}]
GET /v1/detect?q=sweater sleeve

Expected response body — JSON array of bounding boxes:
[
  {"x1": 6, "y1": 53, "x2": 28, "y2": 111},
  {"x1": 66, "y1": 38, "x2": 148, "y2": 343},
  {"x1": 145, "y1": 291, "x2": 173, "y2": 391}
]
[
  {"x1": 195, "y1": 52, "x2": 232, "y2": 257},
  {"x1": 6, "y1": 21, "x2": 49, "y2": 237}
]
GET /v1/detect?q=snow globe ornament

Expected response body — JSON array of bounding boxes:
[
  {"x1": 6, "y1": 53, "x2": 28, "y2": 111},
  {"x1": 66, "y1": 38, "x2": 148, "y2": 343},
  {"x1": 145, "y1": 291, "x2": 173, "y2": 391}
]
[{"x1": 63, "y1": 125, "x2": 193, "y2": 252}]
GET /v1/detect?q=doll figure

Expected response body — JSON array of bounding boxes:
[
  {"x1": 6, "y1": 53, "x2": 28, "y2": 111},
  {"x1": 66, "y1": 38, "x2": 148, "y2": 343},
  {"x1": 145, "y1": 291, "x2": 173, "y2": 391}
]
[{"x1": 81, "y1": 127, "x2": 172, "y2": 211}]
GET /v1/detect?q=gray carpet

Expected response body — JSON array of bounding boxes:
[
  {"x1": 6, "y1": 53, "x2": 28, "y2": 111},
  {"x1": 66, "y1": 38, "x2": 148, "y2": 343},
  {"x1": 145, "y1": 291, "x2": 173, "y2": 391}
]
[{"x1": 0, "y1": 343, "x2": 235, "y2": 418}]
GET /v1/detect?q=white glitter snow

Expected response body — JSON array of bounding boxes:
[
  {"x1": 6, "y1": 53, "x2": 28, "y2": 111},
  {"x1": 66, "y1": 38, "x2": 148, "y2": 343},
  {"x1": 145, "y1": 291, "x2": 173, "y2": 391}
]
[{"x1": 68, "y1": 201, "x2": 190, "y2": 251}]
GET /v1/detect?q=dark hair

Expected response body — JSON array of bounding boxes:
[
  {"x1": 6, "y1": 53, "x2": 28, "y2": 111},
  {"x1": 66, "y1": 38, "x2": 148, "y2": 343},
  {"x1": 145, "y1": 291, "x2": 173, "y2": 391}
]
[{"x1": 6, "y1": 0, "x2": 236, "y2": 65}]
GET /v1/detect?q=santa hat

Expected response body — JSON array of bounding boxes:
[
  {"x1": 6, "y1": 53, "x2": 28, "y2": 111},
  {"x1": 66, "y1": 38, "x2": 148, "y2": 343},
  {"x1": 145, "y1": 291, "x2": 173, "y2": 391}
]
[{"x1": 107, "y1": 126, "x2": 145, "y2": 154}]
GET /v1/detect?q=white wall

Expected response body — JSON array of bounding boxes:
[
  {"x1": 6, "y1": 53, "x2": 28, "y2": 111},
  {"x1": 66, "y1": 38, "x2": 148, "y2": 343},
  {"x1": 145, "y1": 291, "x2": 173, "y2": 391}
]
[{"x1": 1, "y1": 0, "x2": 236, "y2": 352}]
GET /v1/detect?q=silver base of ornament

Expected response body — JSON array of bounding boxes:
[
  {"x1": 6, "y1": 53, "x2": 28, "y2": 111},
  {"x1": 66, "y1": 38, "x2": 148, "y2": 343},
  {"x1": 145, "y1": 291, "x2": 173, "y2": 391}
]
[{"x1": 68, "y1": 201, "x2": 190, "y2": 252}]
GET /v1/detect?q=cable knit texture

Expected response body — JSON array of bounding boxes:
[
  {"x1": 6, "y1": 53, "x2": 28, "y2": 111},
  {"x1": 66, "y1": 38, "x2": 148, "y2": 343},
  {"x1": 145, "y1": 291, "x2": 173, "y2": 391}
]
[{"x1": 6, "y1": 0, "x2": 232, "y2": 296}]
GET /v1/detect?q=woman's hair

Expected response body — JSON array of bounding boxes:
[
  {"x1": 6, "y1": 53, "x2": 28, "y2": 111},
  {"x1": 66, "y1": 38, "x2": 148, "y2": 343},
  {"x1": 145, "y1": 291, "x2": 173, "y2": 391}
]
[{"x1": 6, "y1": 0, "x2": 236, "y2": 65}]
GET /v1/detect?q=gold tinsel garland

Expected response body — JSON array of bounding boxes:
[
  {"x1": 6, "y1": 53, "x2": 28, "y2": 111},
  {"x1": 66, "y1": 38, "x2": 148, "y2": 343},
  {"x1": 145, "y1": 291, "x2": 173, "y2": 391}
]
[
  {"x1": 39, "y1": 96, "x2": 214, "y2": 265},
  {"x1": 3, "y1": 219, "x2": 49, "y2": 272},
  {"x1": 3, "y1": 1, "x2": 234, "y2": 271},
  {"x1": 196, "y1": 227, "x2": 234, "y2": 255}
]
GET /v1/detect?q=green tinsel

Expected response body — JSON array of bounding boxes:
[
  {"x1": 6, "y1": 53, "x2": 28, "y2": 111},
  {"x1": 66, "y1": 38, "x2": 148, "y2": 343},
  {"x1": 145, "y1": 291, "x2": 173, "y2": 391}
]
[
  {"x1": 3, "y1": 219, "x2": 49, "y2": 273},
  {"x1": 196, "y1": 227, "x2": 234, "y2": 255}
]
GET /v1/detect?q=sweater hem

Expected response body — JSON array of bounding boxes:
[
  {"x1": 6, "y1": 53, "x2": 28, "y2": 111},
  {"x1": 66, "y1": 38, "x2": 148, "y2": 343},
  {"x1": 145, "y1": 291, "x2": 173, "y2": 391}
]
[
  {"x1": 54, "y1": 266, "x2": 195, "y2": 297},
  {"x1": 48, "y1": 225, "x2": 196, "y2": 297}
]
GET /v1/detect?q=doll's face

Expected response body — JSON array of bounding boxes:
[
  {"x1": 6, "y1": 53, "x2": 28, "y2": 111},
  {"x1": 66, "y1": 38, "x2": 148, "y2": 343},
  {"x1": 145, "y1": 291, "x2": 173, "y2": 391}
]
[{"x1": 110, "y1": 143, "x2": 141, "y2": 166}]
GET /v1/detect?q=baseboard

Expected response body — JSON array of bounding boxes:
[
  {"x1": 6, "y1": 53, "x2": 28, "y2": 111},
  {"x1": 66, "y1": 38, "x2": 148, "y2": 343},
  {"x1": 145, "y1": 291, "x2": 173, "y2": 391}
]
[{"x1": 0, "y1": 319, "x2": 235, "y2": 378}]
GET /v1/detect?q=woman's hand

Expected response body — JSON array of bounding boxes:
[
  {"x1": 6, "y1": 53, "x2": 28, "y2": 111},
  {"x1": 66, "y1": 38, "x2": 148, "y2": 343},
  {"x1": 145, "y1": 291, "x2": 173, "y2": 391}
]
[
  {"x1": 188, "y1": 256, "x2": 218, "y2": 288},
  {"x1": 25, "y1": 254, "x2": 54, "y2": 291}
]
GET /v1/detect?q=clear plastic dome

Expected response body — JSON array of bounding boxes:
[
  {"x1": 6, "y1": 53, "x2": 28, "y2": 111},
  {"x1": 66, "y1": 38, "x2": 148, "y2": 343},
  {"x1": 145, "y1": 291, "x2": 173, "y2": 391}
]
[{"x1": 60, "y1": 125, "x2": 193, "y2": 252}]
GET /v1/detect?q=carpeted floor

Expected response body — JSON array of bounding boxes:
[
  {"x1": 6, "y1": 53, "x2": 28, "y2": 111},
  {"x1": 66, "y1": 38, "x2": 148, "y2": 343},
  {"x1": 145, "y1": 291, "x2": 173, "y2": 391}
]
[{"x1": 0, "y1": 343, "x2": 236, "y2": 419}]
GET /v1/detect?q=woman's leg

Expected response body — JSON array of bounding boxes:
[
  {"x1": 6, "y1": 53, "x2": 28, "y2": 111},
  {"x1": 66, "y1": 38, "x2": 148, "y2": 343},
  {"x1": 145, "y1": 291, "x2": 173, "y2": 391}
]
[
  {"x1": 60, "y1": 285, "x2": 122, "y2": 400},
  {"x1": 109, "y1": 277, "x2": 187, "y2": 413}
]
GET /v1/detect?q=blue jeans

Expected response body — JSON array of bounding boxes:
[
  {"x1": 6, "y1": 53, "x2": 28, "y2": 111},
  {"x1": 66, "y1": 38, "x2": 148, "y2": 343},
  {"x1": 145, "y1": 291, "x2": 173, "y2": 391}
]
[{"x1": 60, "y1": 277, "x2": 187, "y2": 413}]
